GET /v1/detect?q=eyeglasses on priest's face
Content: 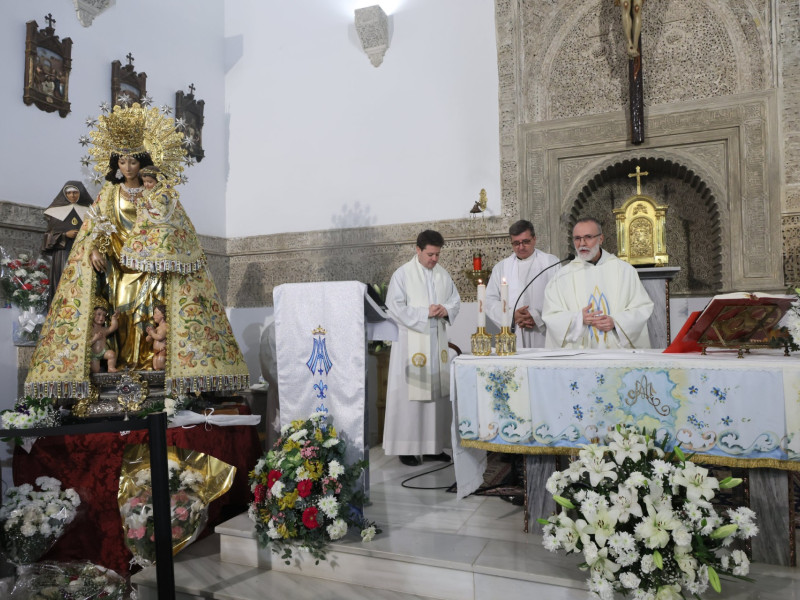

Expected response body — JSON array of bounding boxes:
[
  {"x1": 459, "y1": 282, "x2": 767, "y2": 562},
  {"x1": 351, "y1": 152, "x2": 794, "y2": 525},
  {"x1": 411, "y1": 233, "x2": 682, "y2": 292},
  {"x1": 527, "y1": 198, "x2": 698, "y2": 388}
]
[
  {"x1": 511, "y1": 238, "x2": 534, "y2": 248},
  {"x1": 572, "y1": 234, "x2": 601, "y2": 244}
]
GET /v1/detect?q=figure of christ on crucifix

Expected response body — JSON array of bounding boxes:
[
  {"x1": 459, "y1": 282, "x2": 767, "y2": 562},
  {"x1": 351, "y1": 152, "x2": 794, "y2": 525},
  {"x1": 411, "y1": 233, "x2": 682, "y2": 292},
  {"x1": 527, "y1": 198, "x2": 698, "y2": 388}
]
[{"x1": 615, "y1": 0, "x2": 645, "y2": 144}]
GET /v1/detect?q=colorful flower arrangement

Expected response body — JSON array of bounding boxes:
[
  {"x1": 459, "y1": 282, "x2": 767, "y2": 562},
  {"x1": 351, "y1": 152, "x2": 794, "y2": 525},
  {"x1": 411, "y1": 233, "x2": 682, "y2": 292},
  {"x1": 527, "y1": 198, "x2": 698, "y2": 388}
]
[
  {"x1": 9, "y1": 561, "x2": 128, "y2": 600},
  {"x1": 249, "y1": 408, "x2": 380, "y2": 564},
  {"x1": 0, "y1": 248, "x2": 50, "y2": 312},
  {"x1": 539, "y1": 425, "x2": 758, "y2": 600},
  {"x1": 119, "y1": 458, "x2": 208, "y2": 567},
  {"x1": 0, "y1": 477, "x2": 81, "y2": 565}
]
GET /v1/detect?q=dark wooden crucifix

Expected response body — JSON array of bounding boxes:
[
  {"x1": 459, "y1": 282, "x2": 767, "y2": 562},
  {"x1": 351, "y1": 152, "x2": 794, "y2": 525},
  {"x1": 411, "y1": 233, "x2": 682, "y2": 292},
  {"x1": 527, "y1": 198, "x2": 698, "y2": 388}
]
[{"x1": 616, "y1": 0, "x2": 645, "y2": 144}]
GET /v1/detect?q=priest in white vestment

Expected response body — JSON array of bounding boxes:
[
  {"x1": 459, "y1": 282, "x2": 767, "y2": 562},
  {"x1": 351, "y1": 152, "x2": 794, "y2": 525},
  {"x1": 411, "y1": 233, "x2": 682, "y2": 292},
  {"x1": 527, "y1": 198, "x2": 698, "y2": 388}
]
[
  {"x1": 543, "y1": 218, "x2": 653, "y2": 349},
  {"x1": 486, "y1": 220, "x2": 561, "y2": 348},
  {"x1": 383, "y1": 230, "x2": 461, "y2": 466}
]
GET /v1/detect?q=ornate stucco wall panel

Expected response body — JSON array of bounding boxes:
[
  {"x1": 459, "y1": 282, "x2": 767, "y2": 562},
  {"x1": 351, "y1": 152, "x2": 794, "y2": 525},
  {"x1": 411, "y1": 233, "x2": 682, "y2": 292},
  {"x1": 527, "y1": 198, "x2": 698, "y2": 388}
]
[
  {"x1": 518, "y1": 0, "x2": 769, "y2": 123},
  {"x1": 520, "y1": 92, "x2": 781, "y2": 293}
]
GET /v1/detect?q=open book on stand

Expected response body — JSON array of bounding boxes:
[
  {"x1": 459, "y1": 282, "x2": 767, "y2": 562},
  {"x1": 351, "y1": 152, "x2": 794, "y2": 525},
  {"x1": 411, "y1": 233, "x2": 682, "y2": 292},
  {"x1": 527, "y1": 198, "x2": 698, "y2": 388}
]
[{"x1": 664, "y1": 292, "x2": 796, "y2": 355}]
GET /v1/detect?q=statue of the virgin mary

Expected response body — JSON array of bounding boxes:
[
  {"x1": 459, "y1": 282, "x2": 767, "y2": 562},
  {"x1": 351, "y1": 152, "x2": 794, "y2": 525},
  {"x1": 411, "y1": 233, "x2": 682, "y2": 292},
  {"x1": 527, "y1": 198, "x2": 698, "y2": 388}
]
[{"x1": 26, "y1": 103, "x2": 249, "y2": 399}]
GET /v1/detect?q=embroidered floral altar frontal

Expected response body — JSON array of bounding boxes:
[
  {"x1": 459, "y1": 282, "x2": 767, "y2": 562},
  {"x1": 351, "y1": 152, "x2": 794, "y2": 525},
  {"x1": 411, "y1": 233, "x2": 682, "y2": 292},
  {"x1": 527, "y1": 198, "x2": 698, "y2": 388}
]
[{"x1": 454, "y1": 350, "x2": 800, "y2": 471}]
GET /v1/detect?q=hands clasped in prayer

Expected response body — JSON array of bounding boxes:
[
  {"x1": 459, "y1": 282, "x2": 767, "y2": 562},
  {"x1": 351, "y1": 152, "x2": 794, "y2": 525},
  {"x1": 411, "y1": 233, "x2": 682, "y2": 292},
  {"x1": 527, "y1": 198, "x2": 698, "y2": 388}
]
[
  {"x1": 428, "y1": 304, "x2": 449, "y2": 319},
  {"x1": 583, "y1": 306, "x2": 614, "y2": 332}
]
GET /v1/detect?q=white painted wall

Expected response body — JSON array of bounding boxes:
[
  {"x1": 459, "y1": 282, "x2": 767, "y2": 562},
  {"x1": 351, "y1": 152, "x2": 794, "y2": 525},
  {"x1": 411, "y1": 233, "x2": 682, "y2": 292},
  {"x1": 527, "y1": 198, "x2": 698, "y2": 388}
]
[
  {"x1": 224, "y1": 0, "x2": 501, "y2": 236},
  {"x1": 0, "y1": 0, "x2": 227, "y2": 236}
]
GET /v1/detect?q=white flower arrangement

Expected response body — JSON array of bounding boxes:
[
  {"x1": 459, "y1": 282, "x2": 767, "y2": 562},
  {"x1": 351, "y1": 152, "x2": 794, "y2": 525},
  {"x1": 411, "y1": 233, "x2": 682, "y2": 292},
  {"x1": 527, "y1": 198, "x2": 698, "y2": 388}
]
[
  {"x1": 1, "y1": 397, "x2": 59, "y2": 432},
  {"x1": 0, "y1": 477, "x2": 81, "y2": 565},
  {"x1": 540, "y1": 425, "x2": 758, "y2": 599}
]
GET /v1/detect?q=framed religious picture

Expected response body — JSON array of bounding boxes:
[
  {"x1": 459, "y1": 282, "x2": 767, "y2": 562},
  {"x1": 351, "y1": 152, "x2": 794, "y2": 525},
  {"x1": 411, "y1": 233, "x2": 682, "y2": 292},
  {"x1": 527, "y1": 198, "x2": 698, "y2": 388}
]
[
  {"x1": 23, "y1": 15, "x2": 72, "y2": 118},
  {"x1": 111, "y1": 54, "x2": 147, "y2": 106},
  {"x1": 175, "y1": 84, "x2": 205, "y2": 162}
]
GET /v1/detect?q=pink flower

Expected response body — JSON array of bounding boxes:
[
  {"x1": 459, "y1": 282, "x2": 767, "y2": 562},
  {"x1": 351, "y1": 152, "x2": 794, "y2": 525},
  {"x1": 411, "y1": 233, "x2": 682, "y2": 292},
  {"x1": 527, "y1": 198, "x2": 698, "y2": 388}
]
[
  {"x1": 127, "y1": 527, "x2": 146, "y2": 540},
  {"x1": 174, "y1": 506, "x2": 189, "y2": 520}
]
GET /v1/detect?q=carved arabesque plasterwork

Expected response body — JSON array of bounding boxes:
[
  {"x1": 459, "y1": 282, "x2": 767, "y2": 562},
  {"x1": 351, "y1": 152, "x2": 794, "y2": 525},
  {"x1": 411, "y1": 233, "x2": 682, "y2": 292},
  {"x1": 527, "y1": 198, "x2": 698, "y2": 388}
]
[{"x1": 518, "y1": 0, "x2": 768, "y2": 123}]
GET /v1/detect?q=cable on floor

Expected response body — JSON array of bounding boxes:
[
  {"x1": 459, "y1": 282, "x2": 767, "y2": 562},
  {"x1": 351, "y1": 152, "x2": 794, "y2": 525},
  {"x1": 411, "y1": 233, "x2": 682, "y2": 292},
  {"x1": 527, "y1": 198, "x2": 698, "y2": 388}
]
[{"x1": 400, "y1": 461, "x2": 455, "y2": 490}]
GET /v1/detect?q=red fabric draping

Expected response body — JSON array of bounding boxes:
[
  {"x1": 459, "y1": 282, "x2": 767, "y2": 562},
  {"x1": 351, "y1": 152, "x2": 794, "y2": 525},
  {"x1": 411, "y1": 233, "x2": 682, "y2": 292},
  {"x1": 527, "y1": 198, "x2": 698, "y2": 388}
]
[{"x1": 12, "y1": 419, "x2": 261, "y2": 575}]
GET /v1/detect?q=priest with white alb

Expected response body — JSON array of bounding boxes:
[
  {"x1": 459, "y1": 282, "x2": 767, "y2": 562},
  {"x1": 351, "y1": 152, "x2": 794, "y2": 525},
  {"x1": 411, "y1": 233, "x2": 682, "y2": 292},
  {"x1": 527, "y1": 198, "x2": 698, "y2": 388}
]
[
  {"x1": 383, "y1": 230, "x2": 461, "y2": 467},
  {"x1": 485, "y1": 220, "x2": 561, "y2": 348},
  {"x1": 543, "y1": 217, "x2": 653, "y2": 349}
]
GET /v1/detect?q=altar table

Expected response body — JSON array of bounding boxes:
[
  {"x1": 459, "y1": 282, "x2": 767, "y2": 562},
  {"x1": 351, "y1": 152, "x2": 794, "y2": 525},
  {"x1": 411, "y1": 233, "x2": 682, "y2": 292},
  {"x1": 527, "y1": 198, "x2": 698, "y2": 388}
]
[
  {"x1": 12, "y1": 417, "x2": 262, "y2": 575},
  {"x1": 451, "y1": 348, "x2": 799, "y2": 565}
]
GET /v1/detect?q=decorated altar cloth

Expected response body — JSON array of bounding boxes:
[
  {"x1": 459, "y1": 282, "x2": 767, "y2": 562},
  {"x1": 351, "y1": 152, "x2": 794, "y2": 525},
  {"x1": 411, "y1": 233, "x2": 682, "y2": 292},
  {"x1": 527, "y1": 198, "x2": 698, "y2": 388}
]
[{"x1": 453, "y1": 349, "x2": 800, "y2": 476}]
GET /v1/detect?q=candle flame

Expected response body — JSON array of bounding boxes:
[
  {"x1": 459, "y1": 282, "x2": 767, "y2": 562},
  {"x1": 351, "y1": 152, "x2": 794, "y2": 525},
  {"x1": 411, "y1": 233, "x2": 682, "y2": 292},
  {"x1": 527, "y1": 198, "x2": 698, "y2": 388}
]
[
  {"x1": 478, "y1": 279, "x2": 482, "y2": 285},
  {"x1": 502, "y1": 277, "x2": 507, "y2": 284}
]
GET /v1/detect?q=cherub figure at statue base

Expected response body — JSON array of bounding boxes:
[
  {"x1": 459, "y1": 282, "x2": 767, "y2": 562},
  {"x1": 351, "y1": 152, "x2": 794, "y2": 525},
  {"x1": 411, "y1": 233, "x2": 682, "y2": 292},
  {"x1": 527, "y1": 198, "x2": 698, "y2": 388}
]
[
  {"x1": 90, "y1": 306, "x2": 120, "y2": 374},
  {"x1": 145, "y1": 304, "x2": 167, "y2": 371}
]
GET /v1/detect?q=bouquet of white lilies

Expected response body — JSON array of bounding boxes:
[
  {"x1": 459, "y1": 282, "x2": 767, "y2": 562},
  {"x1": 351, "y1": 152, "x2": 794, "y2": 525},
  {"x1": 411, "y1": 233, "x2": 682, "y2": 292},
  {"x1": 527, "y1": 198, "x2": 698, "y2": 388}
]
[{"x1": 539, "y1": 425, "x2": 758, "y2": 600}]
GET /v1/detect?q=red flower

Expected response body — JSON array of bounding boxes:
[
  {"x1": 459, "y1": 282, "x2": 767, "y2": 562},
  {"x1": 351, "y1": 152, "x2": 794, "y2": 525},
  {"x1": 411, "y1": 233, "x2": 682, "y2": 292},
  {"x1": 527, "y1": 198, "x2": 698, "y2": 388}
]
[
  {"x1": 21, "y1": 283, "x2": 33, "y2": 291},
  {"x1": 302, "y1": 506, "x2": 319, "y2": 529},
  {"x1": 254, "y1": 483, "x2": 267, "y2": 504},
  {"x1": 267, "y1": 469, "x2": 283, "y2": 488},
  {"x1": 296, "y1": 479, "x2": 313, "y2": 498},
  {"x1": 40, "y1": 279, "x2": 49, "y2": 285}
]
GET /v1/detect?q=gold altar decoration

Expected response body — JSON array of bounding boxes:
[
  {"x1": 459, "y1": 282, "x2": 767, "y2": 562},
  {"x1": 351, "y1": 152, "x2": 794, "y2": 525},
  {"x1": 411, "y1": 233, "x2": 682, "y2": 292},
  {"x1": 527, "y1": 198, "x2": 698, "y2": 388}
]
[
  {"x1": 471, "y1": 327, "x2": 492, "y2": 356},
  {"x1": 495, "y1": 326, "x2": 516, "y2": 356},
  {"x1": 613, "y1": 194, "x2": 668, "y2": 267},
  {"x1": 613, "y1": 165, "x2": 668, "y2": 266}
]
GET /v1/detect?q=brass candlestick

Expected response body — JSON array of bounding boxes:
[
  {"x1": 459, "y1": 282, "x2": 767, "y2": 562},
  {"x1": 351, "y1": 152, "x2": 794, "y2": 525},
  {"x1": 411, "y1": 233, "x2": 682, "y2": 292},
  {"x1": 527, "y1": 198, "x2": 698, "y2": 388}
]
[
  {"x1": 471, "y1": 327, "x2": 492, "y2": 355},
  {"x1": 495, "y1": 326, "x2": 516, "y2": 356}
]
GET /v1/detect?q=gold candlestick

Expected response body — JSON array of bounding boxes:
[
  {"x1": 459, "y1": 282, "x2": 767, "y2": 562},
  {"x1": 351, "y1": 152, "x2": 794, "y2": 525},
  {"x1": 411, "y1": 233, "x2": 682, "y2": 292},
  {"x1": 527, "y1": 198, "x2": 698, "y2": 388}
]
[
  {"x1": 471, "y1": 327, "x2": 492, "y2": 355},
  {"x1": 495, "y1": 326, "x2": 516, "y2": 356}
]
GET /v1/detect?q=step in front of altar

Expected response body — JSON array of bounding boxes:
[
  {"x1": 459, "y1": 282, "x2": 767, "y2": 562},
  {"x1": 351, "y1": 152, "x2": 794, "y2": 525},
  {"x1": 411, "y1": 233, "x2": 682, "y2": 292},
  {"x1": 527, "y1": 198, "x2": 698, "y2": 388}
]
[
  {"x1": 133, "y1": 513, "x2": 591, "y2": 600},
  {"x1": 132, "y1": 512, "x2": 800, "y2": 600}
]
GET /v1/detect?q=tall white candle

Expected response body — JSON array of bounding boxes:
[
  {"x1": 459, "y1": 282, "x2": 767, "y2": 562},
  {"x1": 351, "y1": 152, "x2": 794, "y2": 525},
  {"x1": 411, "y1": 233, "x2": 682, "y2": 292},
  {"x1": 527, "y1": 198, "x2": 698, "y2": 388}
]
[
  {"x1": 500, "y1": 278, "x2": 509, "y2": 327},
  {"x1": 477, "y1": 281, "x2": 486, "y2": 328}
]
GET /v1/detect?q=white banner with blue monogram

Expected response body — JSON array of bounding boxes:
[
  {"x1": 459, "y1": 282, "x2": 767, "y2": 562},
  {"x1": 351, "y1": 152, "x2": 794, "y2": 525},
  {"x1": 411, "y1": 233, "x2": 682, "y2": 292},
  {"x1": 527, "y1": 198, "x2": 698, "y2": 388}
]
[
  {"x1": 274, "y1": 281, "x2": 367, "y2": 467},
  {"x1": 454, "y1": 349, "x2": 800, "y2": 470}
]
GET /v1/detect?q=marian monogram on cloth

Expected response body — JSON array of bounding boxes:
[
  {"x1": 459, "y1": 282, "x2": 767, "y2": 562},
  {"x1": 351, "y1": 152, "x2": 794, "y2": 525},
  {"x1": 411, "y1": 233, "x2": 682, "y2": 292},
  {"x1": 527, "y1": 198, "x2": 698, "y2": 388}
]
[
  {"x1": 274, "y1": 282, "x2": 368, "y2": 466},
  {"x1": 455, "y1": 355, "x2": 800, "y2": 467}
]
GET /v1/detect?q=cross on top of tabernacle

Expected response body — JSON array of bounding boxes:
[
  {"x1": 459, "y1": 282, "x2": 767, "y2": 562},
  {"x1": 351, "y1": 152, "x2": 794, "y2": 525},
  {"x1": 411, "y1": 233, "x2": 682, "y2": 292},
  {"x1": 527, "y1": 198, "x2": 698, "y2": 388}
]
[
  {"x1": 628, "y1": 165, "x2": 649, "y2": 195},
  {"x1": 45, "y1": 13, "x2": 56, "y2": 28},
  {"x1": 126, "y1": 52, "x2": 135, "y2": 66},
  {"x1": 188, "y1": 83, "x2": 196, "y2": 95}
]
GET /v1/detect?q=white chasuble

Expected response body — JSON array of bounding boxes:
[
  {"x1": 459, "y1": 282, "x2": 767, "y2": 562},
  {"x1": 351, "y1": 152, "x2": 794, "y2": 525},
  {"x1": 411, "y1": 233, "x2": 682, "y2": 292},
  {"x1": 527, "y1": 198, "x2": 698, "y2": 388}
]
[
  {"x1": 274, "y1": 281, "x2": 367, "y2": 467},
  {"x1": 542, "y1": 251, "x2": 653, "y2": 349}
]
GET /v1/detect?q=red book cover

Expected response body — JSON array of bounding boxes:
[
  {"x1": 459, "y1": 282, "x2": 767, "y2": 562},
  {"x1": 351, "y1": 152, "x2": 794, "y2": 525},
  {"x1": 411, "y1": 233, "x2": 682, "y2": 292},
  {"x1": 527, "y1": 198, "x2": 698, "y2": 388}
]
[
  {"x1": 662, "y1": 311, "x2": 702, "y2": 353},
  {"x1": 683, "y1": 293, "x2": 794, "y2": 347}
]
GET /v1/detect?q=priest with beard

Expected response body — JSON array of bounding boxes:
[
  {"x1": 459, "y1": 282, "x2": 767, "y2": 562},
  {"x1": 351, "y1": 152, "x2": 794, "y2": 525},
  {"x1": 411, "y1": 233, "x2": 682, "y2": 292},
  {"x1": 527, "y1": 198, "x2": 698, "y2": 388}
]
[
  {"x1": 485, "y1": 220, "x2": 561, "y2": 348},
  {"x1": 542, "y1": 217, "x2": 653, "y2": 349}
]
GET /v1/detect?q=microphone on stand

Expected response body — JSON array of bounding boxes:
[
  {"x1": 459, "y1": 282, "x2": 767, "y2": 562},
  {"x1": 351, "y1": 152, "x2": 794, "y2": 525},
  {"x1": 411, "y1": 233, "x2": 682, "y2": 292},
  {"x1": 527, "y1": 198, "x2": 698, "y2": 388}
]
[{"x1": 511, "y1": 254, "x2": 575, "y2": 333}]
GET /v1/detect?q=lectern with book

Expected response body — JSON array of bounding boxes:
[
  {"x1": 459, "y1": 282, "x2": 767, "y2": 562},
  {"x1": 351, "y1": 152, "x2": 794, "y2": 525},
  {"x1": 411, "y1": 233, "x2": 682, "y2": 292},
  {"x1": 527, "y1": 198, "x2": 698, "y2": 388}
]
[{"x1": 668, "y1": 292, "x2": 796, "y2": 357}]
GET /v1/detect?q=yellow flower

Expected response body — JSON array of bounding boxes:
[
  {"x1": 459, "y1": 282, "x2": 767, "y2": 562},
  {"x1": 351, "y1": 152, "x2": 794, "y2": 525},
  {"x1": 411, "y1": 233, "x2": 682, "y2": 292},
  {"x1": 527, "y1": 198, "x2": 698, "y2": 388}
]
[
  {"x1": 278, "y1": 489, "x2": 299, "y2": 510},
  {"x1": 283, "y1": 439, "x2": 300, "y2": 452},
  {"x1": 277, "y1": 523, "x2": 290, "y2": 539},
  {"x1": 329, "y1": 426, "x2": 337, "y2": 438},
  {"x1": 291, "y1": 419, "x2": 305, "y2": 430},
  {"x1": 314, "y1": 428, "x2": 324, "y2": 442},
  {"x1": 305, "y1": 460, "x2": 323, "y2": 480}
]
